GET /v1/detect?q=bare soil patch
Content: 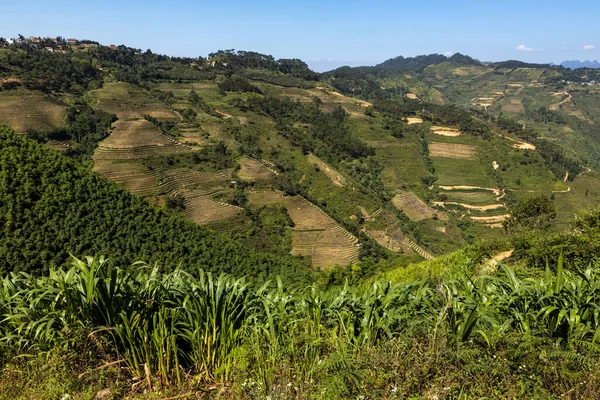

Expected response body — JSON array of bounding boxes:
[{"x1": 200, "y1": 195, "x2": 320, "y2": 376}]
[
  {"x1": 431, "y1": 126, "x2": 461, "y2": 137},
  {"x1": 405, "y1": 117, "x2": 423, "y2": 125},
  {"x1": 470, "y1": 214, "x2": 510, "y2": 223}
]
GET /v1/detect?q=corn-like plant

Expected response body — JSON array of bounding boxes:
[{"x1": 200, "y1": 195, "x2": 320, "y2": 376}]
[{"x1": 3, "y1": 254, "x2": 600, "y2": 393}]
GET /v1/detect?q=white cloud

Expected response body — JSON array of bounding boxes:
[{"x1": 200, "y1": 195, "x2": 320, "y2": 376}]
[
  {"x1": 444, "y1": 51, "x2": 453, "y2": 56},
  {"x1": 516, "y1": 44, "x2": 544, "y2": 52},
  {"x1": 561, "y1": 46, "x2": 568, "y2": 50},
  {"x1": 582, "y1": 44, "x2": 595, "y2": 50}
]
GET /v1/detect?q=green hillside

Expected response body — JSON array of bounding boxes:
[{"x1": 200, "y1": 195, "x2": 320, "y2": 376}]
[
  {"x1": 3, "y1": 43, "x2": 600, "y2": 271},
  {"x1": 0, "y1": 127, "x2": 310, "y2": 282},
  {"x1": 2, "y1": 38, "x2": 600, "y2": 399}
]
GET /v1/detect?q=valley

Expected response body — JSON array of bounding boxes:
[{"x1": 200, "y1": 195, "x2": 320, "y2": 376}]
[
  {"x1": 2, "y1": 33, "x2": 600, "y2": 399},
  {"x1": 2, "y1": 46, "x2": 600, "y2": 270}
]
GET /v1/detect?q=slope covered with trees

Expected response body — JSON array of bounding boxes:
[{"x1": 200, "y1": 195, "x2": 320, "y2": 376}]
[{"x1": 0, "y1": 127, "x2": 310, "y2": 282}]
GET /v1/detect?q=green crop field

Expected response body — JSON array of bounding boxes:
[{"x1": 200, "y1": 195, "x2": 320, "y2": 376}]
[{"x1": 432, "y1": 157, "x2": 496, "y2": 187}]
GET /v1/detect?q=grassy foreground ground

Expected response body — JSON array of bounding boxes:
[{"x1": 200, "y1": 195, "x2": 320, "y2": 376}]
[{"x1": 1, "y1": 251, "x2": 600, "y2": 399}]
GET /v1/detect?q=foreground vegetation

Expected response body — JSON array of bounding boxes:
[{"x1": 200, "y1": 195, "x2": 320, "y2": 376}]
[{"x1": 1, "y1": 251, "x2": 600, "y2": 399}]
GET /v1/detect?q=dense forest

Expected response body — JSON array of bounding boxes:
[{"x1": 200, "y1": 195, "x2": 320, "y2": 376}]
[{"x1": 0, "y1": 39, "x2": 317, "y2": 90}]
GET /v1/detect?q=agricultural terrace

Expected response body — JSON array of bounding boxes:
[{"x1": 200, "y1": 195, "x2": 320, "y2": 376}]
[
  {"x1": 159, "y1": 169, "x2": 231, "y2": 194},
  {"x1": 405, "y1": 117, "x2": 423, "y2": 124},
  {"x1": 0, "y1": 89, "x2": 66, "y2": 132},
  {"x1": 434, "y1": 185, "x2": 509, "y2": 228},
  {"x1": 176, "y1": 122, "x2": 209, "y2": 146},
  {"x1": 45, "y1": 139, "x2": 72, "y2": 152},
  {"x1": 392, "y1": 191, "x2": 447, "y2": 221},
  {"x1": 237, "y1": 157, "x2": 278, "y2": 184},
  {"x1": 366, "y1": 138, "x2": 431, "y2": 194},
  {"x1": 365, "y1": 229, "x2": 404, "y2": 252},
  {"x1": 180, "y1": 189, "x2": 243, "y2": 225},
  {"x1": 553, "y1": 171, "x2": 600, "y2": 228},
  {"x1": 88, "y1": 82, "x2": 180, "y2": 120},
  {"x1": 432, "y1": 156, "x2": 496, "y2": 188},
  {"x1": 309, "y1": 86, "x2": 372, "y2": 117},
  {"x1": 92, "y1": 159, "x2": 161, "y2": 196},
  {"x1": 248, "y1": 189, "x2": 359, "y2": 268},
  {"x1": 154, "y1": 82, "x2": 222, "y2": 104},
  {"x1": 365, "y1": 224, "x2": 434, "y2": 259},
  {"x1": 428, "y1": 142, "x2": 477, "y2": 159},
  {"x1": 94, "y1": 119, "x2": 191, "y2": 160}
]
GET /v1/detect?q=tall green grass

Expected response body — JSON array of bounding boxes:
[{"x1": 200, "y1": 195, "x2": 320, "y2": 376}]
[{"x1": 1, "y1": 254, "x2": 600, "y2": 397}]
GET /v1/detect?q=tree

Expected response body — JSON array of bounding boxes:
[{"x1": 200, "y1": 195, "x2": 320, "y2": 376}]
[
  {"x1": 505, "y1": 195, "x2": 557, "y2": 232},
  {"x1": 181, "y1": 107, "x2": 197, "y2": 122}
]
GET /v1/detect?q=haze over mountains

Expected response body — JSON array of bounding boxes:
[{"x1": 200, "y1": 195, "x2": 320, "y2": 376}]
[{"x1": 560, "y1": 60, "x2": 600, "y2": 69}]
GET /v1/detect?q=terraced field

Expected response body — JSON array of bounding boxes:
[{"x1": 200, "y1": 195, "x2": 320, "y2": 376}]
[
  {"x1": 440, "y1": 190, "x2": 499, "y2": 205},
  {"x1": 0, "y1": 90, "x2": 66, "y2": 132},
  {"x1": 159, "y1": 169, "x2": 231, "y2": 194},
  {"x1": 429, "y1": 142, "x2": 477, "y2": 159},
  {"x1": 179, "y1": 189, "x2": 243, "y2": 225},
  {"x1": 88, "y1": 82, "x2": 180, "y2": 120},
  {"x1": 94, "y1": 120, "x2": 191, "y2": 160},
  {"x1": 434, "y1": 186, "x2": 509, "y2": 228},
  {"x1": 93, "y1": 159, "x2": 161, "y2": 196},
  {"x1": 433, "y1": 157, "x2": 496, "y2": 188},
  {"x1": 365, "y1": 225, "x2": 433, "y2": 259},
  {"x1": 248, "y1": 189, "x2": 359, "y2": 268},
  {"x1": 45, "y1": 140, "x2": 72, "y2": 152},
  {"x1": 237, "y1": 157, "x2": 278, "y2": 184},
  {"x1": 375, "y1": 141, "x2": 430, "y2": 192},
  {"x1": 176, "y1": 123, "x2": 209, "y2": 146},
  {"x1": 365, "y1": 229, "x2": 404, "y2": 252},
  {"x1": 391, "y1": 191, "x2": 446, "y2": 221}
]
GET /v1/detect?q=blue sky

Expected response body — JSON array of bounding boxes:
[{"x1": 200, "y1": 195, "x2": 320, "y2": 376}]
[{"x1": 2, "y1": 0, "x2": 599, "y2": 71}]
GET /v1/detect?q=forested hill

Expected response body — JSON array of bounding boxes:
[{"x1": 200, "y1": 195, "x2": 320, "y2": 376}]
[
  {"x1": 0, "y1": 127, "x2": 311, "y2": 283},
  {"x1": 2, "y1": 37, "x2": 600, "y2": 275},
  {"x1": 374, "y1": 53, "x2": 482, "y2": 72}
]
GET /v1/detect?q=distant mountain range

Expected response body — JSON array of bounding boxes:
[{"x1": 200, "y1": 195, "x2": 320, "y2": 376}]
[{"x1": 560, "y1": 60, "x2": 600, "y2": 69}]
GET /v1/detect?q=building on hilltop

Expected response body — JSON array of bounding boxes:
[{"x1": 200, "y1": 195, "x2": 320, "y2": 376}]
[{"x1": 67, "y1": 38, "x2": 78, "y2": 45}]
